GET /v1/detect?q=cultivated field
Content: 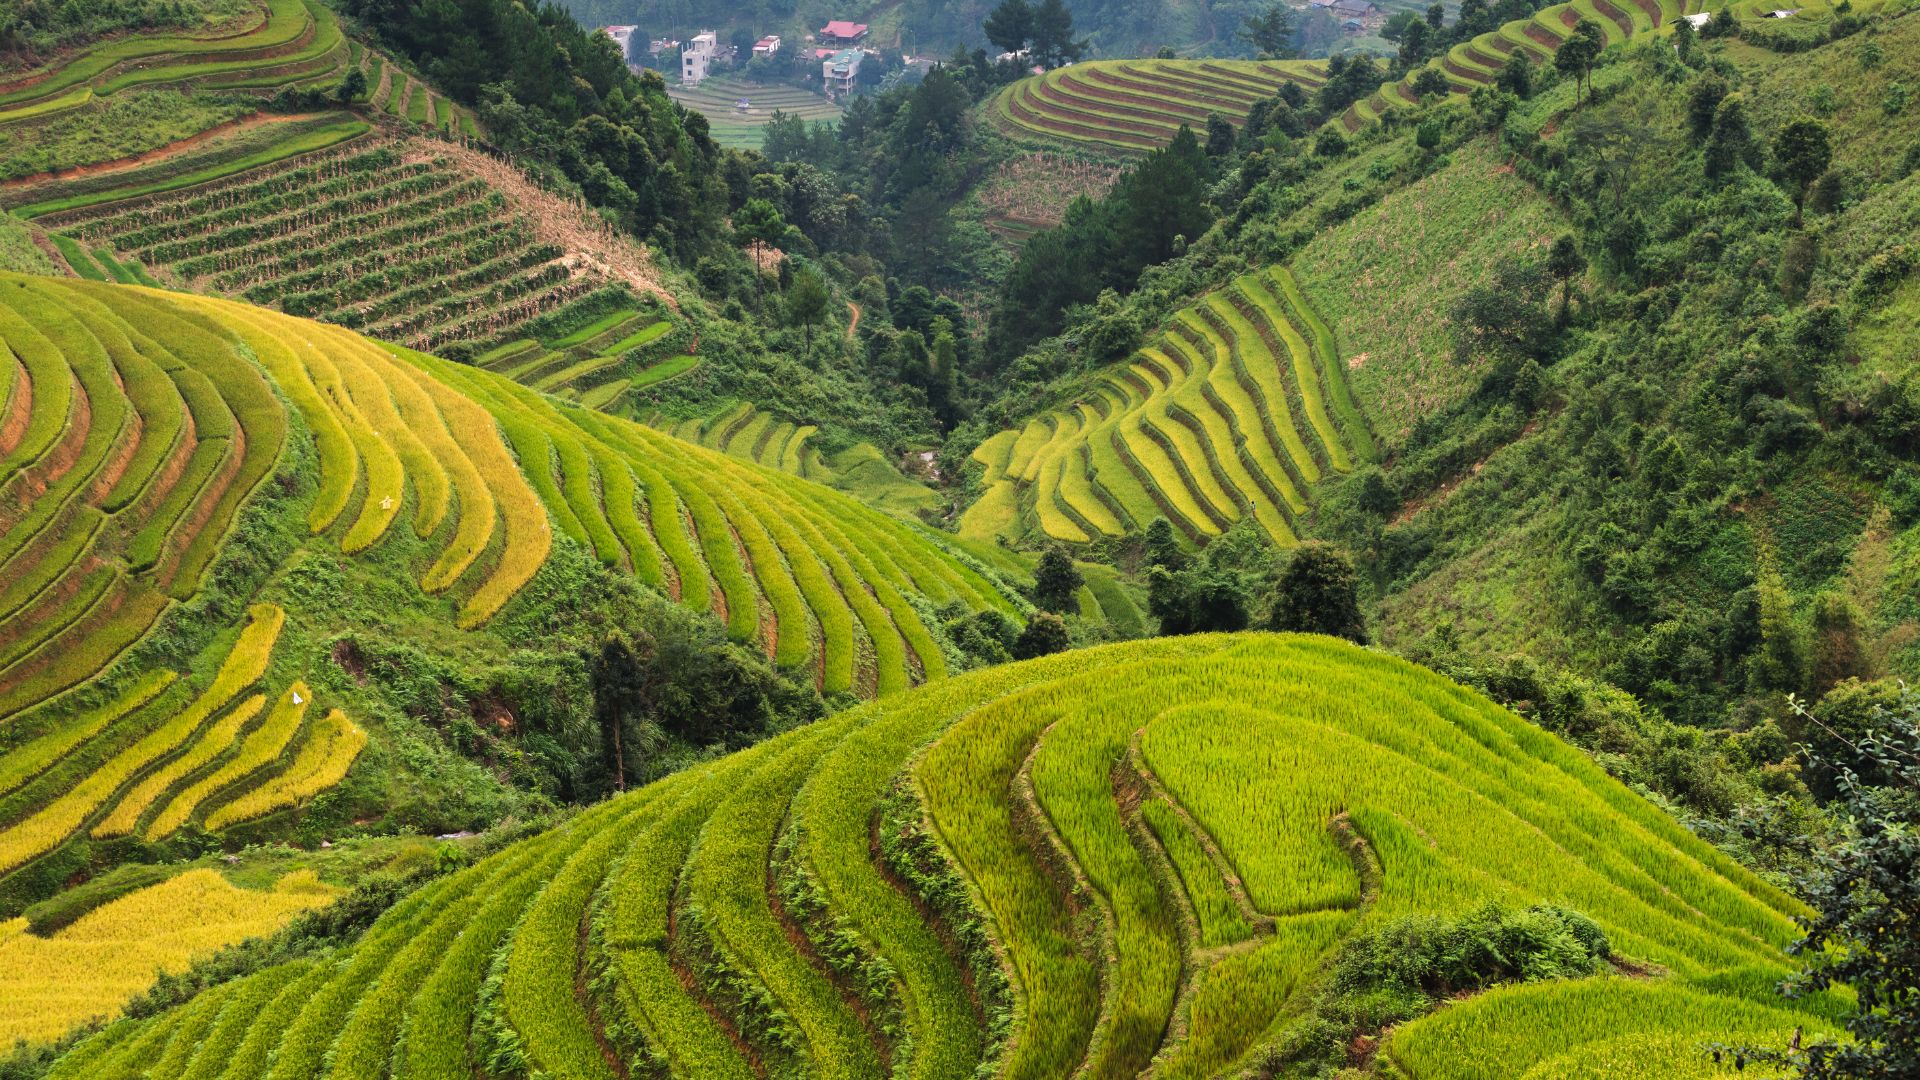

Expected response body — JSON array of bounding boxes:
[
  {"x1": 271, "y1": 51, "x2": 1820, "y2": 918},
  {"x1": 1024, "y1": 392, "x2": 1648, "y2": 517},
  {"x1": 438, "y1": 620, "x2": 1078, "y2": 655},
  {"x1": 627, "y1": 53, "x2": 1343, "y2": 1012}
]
[
  {"x1": 474, "y1": 304, "x2": 683, "y2": 408},
  {"x1": 667, "y1": 77, "x2": 841, "y2": 151},
  {"x1": 960, "y1": 266, "x2": 1376, "y2": 546},
  {"x1": 988, "y1": 59, "x2": 1328, "y2": 154},
  {"x1": 38, "y1": 634, "x2": 1829, "y2": 1077}
]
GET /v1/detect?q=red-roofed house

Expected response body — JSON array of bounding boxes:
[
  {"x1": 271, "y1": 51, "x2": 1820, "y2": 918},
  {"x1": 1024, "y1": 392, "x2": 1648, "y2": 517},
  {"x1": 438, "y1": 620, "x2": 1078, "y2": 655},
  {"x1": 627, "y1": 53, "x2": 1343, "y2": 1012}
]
[{"x1": 818, "y1": 20, "x2": 870, "y2": 45}]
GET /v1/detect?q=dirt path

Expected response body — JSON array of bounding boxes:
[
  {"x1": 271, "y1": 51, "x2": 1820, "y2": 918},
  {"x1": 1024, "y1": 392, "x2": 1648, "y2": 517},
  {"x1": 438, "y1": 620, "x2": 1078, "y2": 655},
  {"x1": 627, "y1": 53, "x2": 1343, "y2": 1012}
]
[
  {"x1": 429, "y1": 139, "x2": 680, "y2": 313},
  {"x1": 845, "y1": 300, "x2": 860, "y2": 340},
  {"x1": 0, "y1": 111, "x2": 323, "y2": 192}
]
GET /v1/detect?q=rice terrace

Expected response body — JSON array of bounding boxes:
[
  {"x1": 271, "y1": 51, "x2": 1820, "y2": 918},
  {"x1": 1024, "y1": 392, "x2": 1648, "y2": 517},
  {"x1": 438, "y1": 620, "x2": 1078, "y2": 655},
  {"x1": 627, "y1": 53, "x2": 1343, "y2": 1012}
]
[{"x1": 0, "y1": 0, "x2": 1915, "y2": 1075}]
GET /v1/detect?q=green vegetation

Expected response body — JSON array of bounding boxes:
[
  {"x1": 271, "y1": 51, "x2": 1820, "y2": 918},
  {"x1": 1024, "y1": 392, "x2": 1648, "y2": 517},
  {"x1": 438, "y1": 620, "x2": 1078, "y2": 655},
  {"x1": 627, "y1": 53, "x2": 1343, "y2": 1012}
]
[
  {"x1": 667, "y1": 77, "x2": 841, "y2": 151},
  {"x1": 991, "y1": 59, "x2": 1329, "y2": 153},
  {"x1": 34, "y1": 635, "x2": 1835, "y2": 1076},
  {"x1": 962, "y1": 265, "x2": 1373, "y2": 546},
  {"x1": 0, "y1": 92, "x2": 253, "y2": 182}
]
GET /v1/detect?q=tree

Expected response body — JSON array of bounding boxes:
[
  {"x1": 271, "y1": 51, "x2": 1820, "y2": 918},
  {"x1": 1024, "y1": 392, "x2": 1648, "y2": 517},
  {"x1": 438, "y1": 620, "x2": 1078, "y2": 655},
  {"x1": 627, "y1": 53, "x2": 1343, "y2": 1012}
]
[
  {"x1": 1546, "y1": 233, "x2": 1586, "y2": 323},
  {"x1": 1399, "y1": 18, "x2": 1432, "y2": 65},
  {"x1": 1687, "y1": 74, "x2": 1728, "y2": 143},
  {"x1": 1451, "y1": 257, "x2": 1557, "y2": 364},
  {"x1": 1032, "y1": 548, "x2": 1085, "y2": 613},
  {"x1": 734, "y1": 197, "x2": 789, "y2": 248},
  {"x1": 1774, "y1": 117, "x2": 1833, "y2": 209},
  {"x1": 1315, "y1": 126, "x2": 1349, "y2": 158},
  {"x1": 1149, "y1": 564, "x2": 1251, "y2": 635},
  {"x1": 785, "y1": 267, "x2": 831, "y2": 360},
  {"x1": 1427, "y1": 1, "x2": 1446, "y2": 29},
  {"x1": 1205, "y1": 112, "x2": 1237, "y2": 156},
  {"x1": 1672, "y1": 14, "x2": 1697, "y2": 63},
  {"x1": 336, "y1": 66, "x2": 368, "y2": 104},
  {"x1": 1496, "y1": 51, "x2": 1532, "y2": 97},
  {"x1": 1013, "y1": 612, "x2": 1072, "y2": 659},
  {"x1": 1411, "y1": 66, "x2": 1451, "y2": 100},
  {"x1": 1705, "y1": 92, "x2": 1760, "y2": 181},
  {"x1": 984, "y1": 0, "x2": 1034, "y2": 54},
  {"x1": 1145, "y1": 518, "x2": 1186, "y2": 570},
  {"x1": 1555, "y1": 20, "x2": 1604, "y2": 105},
  {"x1": 1267, "y1": 542, "x2": 1367, "y2": 643},
  {"x1": 1029, "y1": 0, "x2": 1085, "y2": 69},
  {"x1": 1759, "y1": 694, "x2": 1920, "y2": 1079},
  {"x1": 1241, "y1": 1, "x2": 1297, "y2": 58}
]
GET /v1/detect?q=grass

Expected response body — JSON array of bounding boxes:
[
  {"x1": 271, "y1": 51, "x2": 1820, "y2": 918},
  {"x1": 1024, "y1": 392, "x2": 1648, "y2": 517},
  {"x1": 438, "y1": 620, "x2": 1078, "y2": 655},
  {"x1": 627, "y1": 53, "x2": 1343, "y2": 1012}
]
[{"x1": 1291, "y1": 136, "x2": 1564, "y2": 441}]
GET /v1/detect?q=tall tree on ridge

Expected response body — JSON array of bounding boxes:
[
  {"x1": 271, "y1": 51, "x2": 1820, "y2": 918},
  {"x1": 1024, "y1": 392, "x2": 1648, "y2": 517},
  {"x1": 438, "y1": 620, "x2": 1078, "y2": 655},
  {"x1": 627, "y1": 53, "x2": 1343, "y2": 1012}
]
[
  {"x1": 984, "y1": 0, "x2": 1035, "y2": 54},
  {"x1": 1030, "y1": 0, "x2": 1086, "y2": 69}
]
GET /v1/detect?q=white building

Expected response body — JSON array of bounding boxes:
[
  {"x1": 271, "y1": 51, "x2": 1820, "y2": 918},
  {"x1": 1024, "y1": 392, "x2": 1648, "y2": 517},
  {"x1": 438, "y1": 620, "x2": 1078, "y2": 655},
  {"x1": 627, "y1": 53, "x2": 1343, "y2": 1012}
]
[
  {"x1": 822, "y1": 47, "x2": 864, "y2": 95},
  {"x1": 753, "y1": 35, "x2": 782, "y2": 57},
  {"x1": 600, "y1": 24, "x2": 638, "y2": 59},
  {"x1": 682, "y1": 30, "x2": 718, "y2": 85}
]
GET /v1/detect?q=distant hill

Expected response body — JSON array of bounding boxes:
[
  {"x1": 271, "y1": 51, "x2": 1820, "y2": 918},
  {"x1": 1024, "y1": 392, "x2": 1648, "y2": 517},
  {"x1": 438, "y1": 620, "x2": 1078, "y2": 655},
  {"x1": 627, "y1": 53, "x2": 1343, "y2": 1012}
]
[{"x1": 38, "y1": 634, "x2": 1836, "y2": 1077}]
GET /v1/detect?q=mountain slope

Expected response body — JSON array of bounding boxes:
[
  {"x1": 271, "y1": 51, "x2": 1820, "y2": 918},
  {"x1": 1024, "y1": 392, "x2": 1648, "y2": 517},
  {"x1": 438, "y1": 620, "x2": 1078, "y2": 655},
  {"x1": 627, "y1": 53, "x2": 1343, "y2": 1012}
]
[
  {"x1": 0, "y1": 273, "x2": 1022, "y2": 1039},
  {"x1": 36, "y1": 634, "x2": 1831, "y2": 1078}
]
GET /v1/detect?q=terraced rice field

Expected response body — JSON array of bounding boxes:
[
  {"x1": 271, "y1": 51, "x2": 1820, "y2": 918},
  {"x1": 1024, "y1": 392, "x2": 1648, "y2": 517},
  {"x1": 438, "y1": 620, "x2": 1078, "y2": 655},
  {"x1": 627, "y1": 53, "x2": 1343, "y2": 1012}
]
[
  {"x1": 0, "y1": 275, "x2": 287, "y2": 720},
  {"x1": 42, "y1": 635, "x2": 1828, "y2": 1078},
  {"x1": 474, "y1": 306, "x2": 680, "y2": 407},
  {"x1": 352, "y1": 42, "x2": 474, "y2": 137},
  {"x1": 989, "y1": 59, "x2": 1328, "y2": 154},
  {"x1": 960, "y1": 266, "x2": 1375, "y2": 546},
  {"x1": 0, "y1": 597, "x2": 367, "y2": 873},
  {"x1": 654, "y1": 403, "x2": 949, "y2": 520},
  {"x1": 34, "y1": 143, "x2": 591, "y2": 353},
  {"x1": 0, "y1": 867, "x2": 337, "y2": 1045},
  {"x1": 1330, "y1": 0, "x2": 1892, "y2": 132},
  {"x1": 2, "y1": 275, "x2": 1018, "y2": 704},
  {"x1": 0, "y1": 0, "x2": 355, "y2": 129},
  {"x1": 667, "y1": 77, "x2": 841, "y2": 151}
]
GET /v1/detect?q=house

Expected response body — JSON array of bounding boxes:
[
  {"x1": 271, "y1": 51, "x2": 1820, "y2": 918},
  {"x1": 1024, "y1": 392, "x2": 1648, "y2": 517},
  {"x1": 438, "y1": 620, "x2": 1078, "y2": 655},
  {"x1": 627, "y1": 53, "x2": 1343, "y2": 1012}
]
[
  {"x1": 599, "y1": 24, "x2": 638, "y2": 59},
  {"x1": 1326, "y1": 0, "x2": 1384, "y2": 32},
  {"x1": 822, "y1": 47, "x2": 865, "y2": 94},
  {"x1": 682, "y1": 30, "x2": 718, "y2": 85},
  {"x1": 818, "y1": 20, "x2": 870, "y2": 46},
  {"x1": 753, "y1": 35, "x2": 782, "y2": 57}
]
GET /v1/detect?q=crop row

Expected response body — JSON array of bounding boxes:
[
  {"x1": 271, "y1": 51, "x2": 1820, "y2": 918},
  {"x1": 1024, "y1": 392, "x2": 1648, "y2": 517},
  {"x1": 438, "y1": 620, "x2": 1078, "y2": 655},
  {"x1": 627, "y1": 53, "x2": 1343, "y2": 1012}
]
[
  {"x1": 0, "y1": 275, "x2": 286, "y2": 720},
  {"x1": 43, "y1": 634, "x2": 1829, "y2": 1078},
  {"x1": 963, "y1": 266, "x2": 1373, "y2": 548},
  {"x1": 992, "y1": 59, "x2": 1328, "y2": 154},
  {"x1": 0, "y1": 867, "x2": 336, "y2": 1046},
  {"x1": 414, "y1": 349, "x2": 1020, "y2": 693},
  {"x1": 41, "y1": 142, "x2": 583, "y2": 352}
]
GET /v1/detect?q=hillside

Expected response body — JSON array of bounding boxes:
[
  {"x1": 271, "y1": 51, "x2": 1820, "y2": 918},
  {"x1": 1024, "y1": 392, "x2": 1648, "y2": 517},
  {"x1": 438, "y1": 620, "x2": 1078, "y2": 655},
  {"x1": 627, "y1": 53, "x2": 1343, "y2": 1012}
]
[
  {"x1": 961, "y1": 265, "x2": 1376, "y2": 547},
  {"x1": 989, "y1": 59, "x2": 1328, "y2": 155},
  {"x1": 36, "y1": 634, "x2": 1836, "y2": 1077},
  {"x1": 0, "y1": 271, "x2": 1024, "y2": 1037},
  {"x1": 0, "y1": 0, "x2": 689, "y2": 364}
]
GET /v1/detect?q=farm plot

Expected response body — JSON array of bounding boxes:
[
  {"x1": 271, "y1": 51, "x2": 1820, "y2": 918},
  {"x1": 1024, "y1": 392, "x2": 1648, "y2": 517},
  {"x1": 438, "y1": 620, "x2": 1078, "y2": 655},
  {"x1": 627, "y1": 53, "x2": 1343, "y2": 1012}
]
[
  {"x1": 988, "y1": 59, "x2": 1328, "y2": 155},
  {"x1": 0, "y1": 0, "x2": 353, "y2": 130},
  {"x1": 667, "y1": 77, "x2": 842, "y2": 151},
  {"x1": 0, "y1": 273, "x2": 286, "y2": 721},
  {"x1": 0, "y1": 867, "x2": 336, "y2": 1045},
  {"x1": 405, "y1": 350, "x2": 1022, "y2": 696},
  {"x1": 43, "y1": 635, "x2": 1830, "y2": 1078},
  {"x1": 1, "y1": 276, "x2": 1013, "y2": 724},
  {"x1": 957, "y1": 265, "x2": 1375, "y2": 547},
  {"x1": 36, "y1": 140, "x2": 589, "y2": 353},
  {"x1": 0, "y1": 600, "x2": 368, "y2": 883},
  {"x1": 653, "y1": 402, "x2": 945, "y2": 520},
  {"x1": 475, "y1": 305, "x2": 678, "y2": 406}
]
